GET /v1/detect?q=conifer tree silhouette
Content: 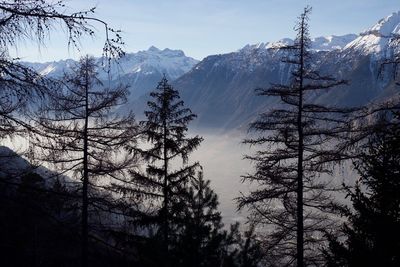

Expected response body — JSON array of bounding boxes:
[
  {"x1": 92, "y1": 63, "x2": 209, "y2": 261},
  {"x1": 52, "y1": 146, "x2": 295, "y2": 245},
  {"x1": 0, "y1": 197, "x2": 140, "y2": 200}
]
[
  {"x1": 130, "y1": 75, "x2": 202, "y2": 267},
  {"x1": 239, "y1": 6, "x2": 349, "y2": 266}
]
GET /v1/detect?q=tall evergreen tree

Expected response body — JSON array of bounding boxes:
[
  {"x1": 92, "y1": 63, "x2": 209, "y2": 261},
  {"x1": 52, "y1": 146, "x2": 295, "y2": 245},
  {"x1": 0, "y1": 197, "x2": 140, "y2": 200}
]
[
  {"x1": 239, "y1": 6, "x2": 349, "y2": 266},
  {"x1": 32, "y1": 56, "x2": 138, "y2": 267},
  {"x1": 235, "y1": 224, "x2": 264, "y2": 267},
  {"x1": 175, "y1": 172, "x2": 264, "y2": 267},
  {"x1": 325, "y1": 118, "x2": 400, "y2": 267},
  {"x1": 129, "y1": 76, "x2": 202, "y2": 266},
  {"x1": 175, "y1": 171, "x2": 226, "y2": 267}
]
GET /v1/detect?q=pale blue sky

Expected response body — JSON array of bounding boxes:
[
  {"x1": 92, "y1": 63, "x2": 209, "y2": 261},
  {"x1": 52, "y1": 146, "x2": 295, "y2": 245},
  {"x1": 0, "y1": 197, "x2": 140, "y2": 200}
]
[{"x1": 13, "y1": 0, "x2": 400, "y2": 62}]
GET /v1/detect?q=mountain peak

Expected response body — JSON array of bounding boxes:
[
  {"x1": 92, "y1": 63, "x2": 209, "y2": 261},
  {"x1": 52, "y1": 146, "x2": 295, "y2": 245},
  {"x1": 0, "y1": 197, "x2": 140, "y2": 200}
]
[
  {"x1": 162, "y1": 48, "x2": 185, "y2": 57},
  {"x1": 142, "y1": 46, "x2": 187, "y2": 57},
  {"x1": 266, "y1": 38, "x2": 294, "y2": 49},
  {"x1": 364, "y1": 11, "x2": 400, "y2": 37},
  {"x1": 148, "y1": 45, "x2": 161, "y2": 52},
  {"x1": 344, "y1": 11, "x2": 400, "y2": 55},
  {"x1": 240, "y1": 34, "x2": 356, "y2": 53}
]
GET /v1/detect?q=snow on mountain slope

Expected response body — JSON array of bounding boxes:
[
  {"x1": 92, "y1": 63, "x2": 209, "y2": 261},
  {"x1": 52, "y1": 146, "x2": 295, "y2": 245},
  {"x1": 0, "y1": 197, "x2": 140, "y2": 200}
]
[
  {"x1": 22, "y1": 47, "x2": 199, "y2": 103},
  {"x1": 20, "y1": 11, "x2": 400, "y2": 131},
  {"x1": 112, "y1": 46, "x2": 198, "y2": 79},
  {"x1": 240, "y1": 34, "x2": 358, "y2": 53},
  {"x1": 312, "y1": 34, "x2": 358, "y2": 51},
  {"x1": 23, "y1": 59, "x2": 76, "y2": 77},
  {"x1": 241, "y1": 38, "x2": 295, "y2": 51},
  {"x1": 23, "y1": 46, "x2": 198, "y2": 80},
  {"x1": 344, "y1": 11, "x2": 400, "y2": 56},
  {"x1": 172, "y1": 12, "x2": 400, "y2": 130}
]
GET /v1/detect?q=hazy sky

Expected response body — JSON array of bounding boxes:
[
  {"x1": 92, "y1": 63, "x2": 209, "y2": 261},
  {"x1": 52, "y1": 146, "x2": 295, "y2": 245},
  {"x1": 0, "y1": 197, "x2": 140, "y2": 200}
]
[{"x1": 13, "y1": 0, "x2": 400, "y2": 62}]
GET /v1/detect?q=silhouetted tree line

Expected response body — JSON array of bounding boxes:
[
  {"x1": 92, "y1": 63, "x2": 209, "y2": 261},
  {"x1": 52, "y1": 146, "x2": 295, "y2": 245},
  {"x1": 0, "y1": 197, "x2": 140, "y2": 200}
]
[
  {"x1": 0, "y1": 56, "x2": 262, "y2": 266},
  {"x1": 0, "y1": 1, "x2": 400, "y2": 267}
]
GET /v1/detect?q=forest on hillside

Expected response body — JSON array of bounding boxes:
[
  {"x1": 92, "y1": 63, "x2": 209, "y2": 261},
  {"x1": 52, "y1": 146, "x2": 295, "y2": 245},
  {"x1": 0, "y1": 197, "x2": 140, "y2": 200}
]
[{"x1": 0, "y1": 1, "x2": 399, "y2": 267}]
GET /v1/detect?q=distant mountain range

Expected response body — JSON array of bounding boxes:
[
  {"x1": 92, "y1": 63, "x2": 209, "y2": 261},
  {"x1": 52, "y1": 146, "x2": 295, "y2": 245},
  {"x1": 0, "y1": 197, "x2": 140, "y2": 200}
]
[
  {"x1": 241, "y1": 33, "x2": 358, "y2": 52},
  {"x1": 21, "y1": 11, "x2": 400, "y2": 131},
  {"x1": 23, "y1": 47, "x2": 199, "y2": 112},
  {"x1": 172, "y1": 11, "x2": 400, "y2": 130}
]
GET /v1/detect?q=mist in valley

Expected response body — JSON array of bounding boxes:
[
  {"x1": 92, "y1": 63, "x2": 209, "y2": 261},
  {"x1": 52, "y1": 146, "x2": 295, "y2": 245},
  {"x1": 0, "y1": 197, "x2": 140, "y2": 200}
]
[
  {"x1": 1, "y1": 130, "x2": 252, "y2": 226},
  {"x1": 1, "y1": 126, "x2": 358, "y2": 230},
  {"x1": 191, "y1": 130, "x2": 252, "y2": 225}
]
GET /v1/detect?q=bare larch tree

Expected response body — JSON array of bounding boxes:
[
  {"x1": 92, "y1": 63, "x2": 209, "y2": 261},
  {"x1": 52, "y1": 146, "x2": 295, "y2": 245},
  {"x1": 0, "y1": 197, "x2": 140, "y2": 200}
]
[
  {"x1": 239, "y1": 6, "x2": 351, "y2": 267},
  {"x1": 0, "y1": 0, "x2": 124, "y2": 140},
  {"x1": 32, "y1": 56, "x2": 138, "y2": 267}
]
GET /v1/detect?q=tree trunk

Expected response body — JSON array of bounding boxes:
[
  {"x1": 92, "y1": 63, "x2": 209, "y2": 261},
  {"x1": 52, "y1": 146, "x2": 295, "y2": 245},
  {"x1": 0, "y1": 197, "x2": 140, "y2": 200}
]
[
  {"x1": 81, "y1": 63, "x2": 90, "y2": 267},
  {"x1": 162, "y1": 99, "x2": 169, "y2": 267},
  {"x1": 296, "y1": 16, "x2": 305, "y2": 267}
]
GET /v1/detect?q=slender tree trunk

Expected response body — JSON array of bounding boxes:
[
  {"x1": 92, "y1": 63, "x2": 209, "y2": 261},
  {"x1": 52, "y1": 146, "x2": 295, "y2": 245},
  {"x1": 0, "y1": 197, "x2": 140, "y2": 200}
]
[
  {"x1": 162, "y1": 103, "x2": 169, "y2": 267},
  {"x1": 81, "y1": 64, "x2": 90, "y2": 267},
  {"x1": 296, "y1": 17, "x2": 305, "y2": 267},
  {"x1": 194, "y1": 183, "x2": 203, "y2": 267}
]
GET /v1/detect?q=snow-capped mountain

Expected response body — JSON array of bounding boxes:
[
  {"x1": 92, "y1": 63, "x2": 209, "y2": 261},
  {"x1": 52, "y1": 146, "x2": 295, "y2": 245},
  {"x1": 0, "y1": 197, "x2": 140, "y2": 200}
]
[
  {"x1": 24, "y1": 59, "x2": 76, "y2": 77},
  {"x1": 112, "y1": 46, "x2": 197, "y2": 79},
  {"x1": 20, "y1": 12, "x2": 400, "y2": 131},
  {"x1": 240, "y1": 38, "x2": 294, "y2": 51},
  {"x1": 239, "y1": 34, "x2": 358, "y2": 52},
  {"x1": 23, "y1": 47, "x2": 199, "y2": 102},
  {"x1": 312, "y1": 34, "x2": 358, "y2": 51},
  {"x1": 344, "y1": 11, "x2": 400, "y2": 56},
  {"x1": 167, "y1": 12, "x2": 400, "y2": 130}
]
